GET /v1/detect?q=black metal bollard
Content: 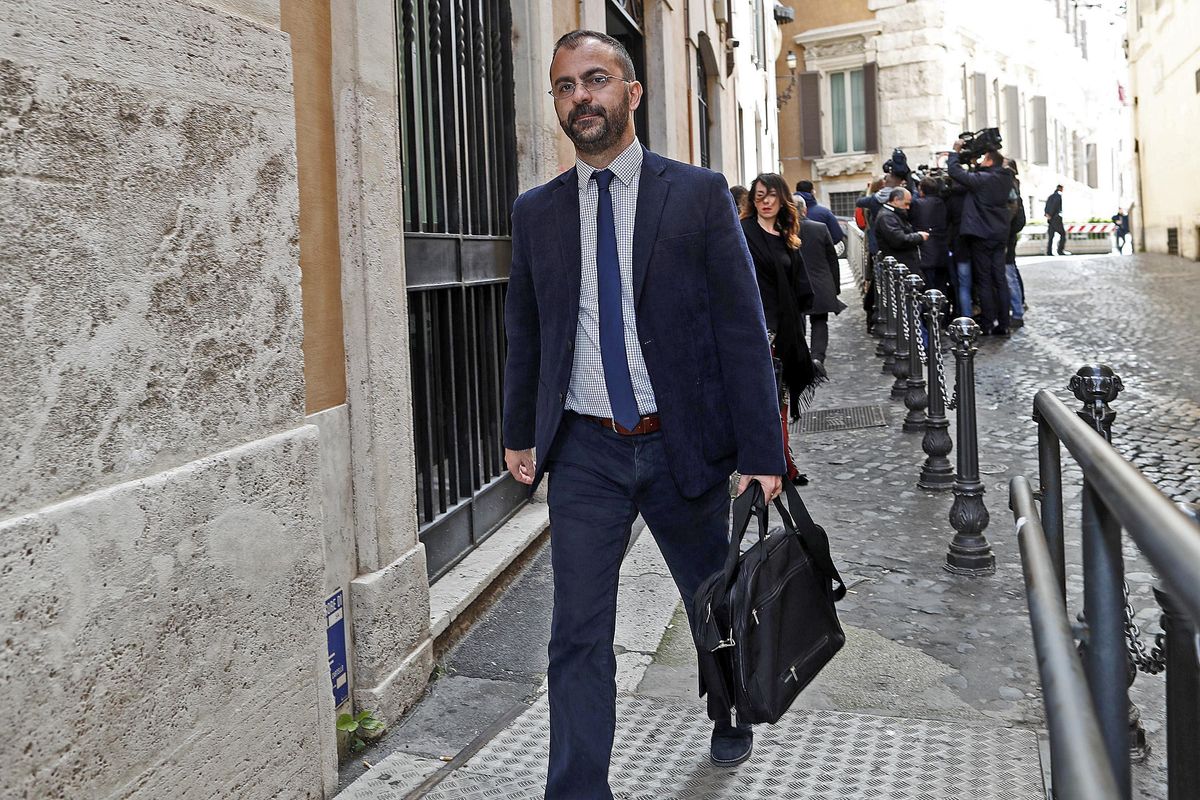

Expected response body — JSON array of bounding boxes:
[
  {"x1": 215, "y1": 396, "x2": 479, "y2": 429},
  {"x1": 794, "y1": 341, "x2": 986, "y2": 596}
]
[
  {"x1": 918, "y1": 290, "x2": 955, "y2": 489},
  {"x1": 881, "y1": 256, "x2": 899, "y2": 373},
  {"x1": 1070, "y1": 363, "x2": 1150, "y2": 762},
  {"x1": 902, "y1": 273, "x2": 929, "y2": 431},
  {"x1": 889, "y1": 262, "x2": 911, "y2": 398},
  {"x1": 1155, "y1": 503, "x2": 1200, "y2": 800},
  {"x1": 1069, "y1": 364, "x2": 1124, "y2": 442},
  {"x1": 878, "y1": 253, "x2": 888, "y2": 340},
  {"x1": 945, "y1": 317, "x2": 995, "y2": 575}
]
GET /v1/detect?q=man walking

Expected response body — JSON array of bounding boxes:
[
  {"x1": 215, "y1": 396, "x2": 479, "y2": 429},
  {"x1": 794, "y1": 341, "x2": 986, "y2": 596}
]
[
  {"x1": 1044, "y1": 184, "x2": 1068, "y2": 256},
  {"x1": 948, "y1": 141, "x2": 1015, "y2": 335},
  {"x1": 797, "y1": 202, "x2": 847, "y2": 374},
  {"x1": 502, "y1": 30, "x2": 784, "y2": 799},
  {"x1": 794, "y1": 180, "x2": 846, "y2": 252}
]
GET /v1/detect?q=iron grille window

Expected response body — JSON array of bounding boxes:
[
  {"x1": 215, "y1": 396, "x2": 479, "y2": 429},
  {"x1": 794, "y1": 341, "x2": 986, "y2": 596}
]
[
  {"x1": 1167, "y1": 228, "x2": 1179, "y2": 255},
  {"x1": 829, "y1": 191, "x2": 860, "y2": 218},
  {"x1": 398, "y1": 0, "x2": 523, "y2": 580},
  {"x1": 397, "y1": 0, "x2": 518, "y2": 235}
]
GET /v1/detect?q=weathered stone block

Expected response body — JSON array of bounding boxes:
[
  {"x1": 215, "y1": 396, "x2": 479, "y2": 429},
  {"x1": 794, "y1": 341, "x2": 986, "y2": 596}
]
[
  {"x1": 0, "y1": 426, "x2": 333, "y2": 799},
  {"x1": 0, "y1": 0, "x2": 303, "y2": 517},
  {"x1": 349, "y1": 546, "x2": 432, "y2": 690}
]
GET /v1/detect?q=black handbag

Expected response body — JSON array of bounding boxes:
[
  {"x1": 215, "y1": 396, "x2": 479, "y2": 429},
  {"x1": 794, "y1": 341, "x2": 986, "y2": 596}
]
[{"x1": 692, "y1": 479, "x2": 846, "y2": 725}]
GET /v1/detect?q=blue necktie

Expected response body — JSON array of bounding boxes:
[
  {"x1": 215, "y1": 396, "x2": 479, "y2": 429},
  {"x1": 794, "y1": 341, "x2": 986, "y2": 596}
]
[{"x1": 592, "y1": 169, "x2": 640, "y2": 431}]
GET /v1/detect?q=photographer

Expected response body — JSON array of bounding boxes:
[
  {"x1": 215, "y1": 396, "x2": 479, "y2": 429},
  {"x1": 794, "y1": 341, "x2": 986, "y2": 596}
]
[{"x1": 948, "y1": 138, "x2": 1014, "y2": 336}]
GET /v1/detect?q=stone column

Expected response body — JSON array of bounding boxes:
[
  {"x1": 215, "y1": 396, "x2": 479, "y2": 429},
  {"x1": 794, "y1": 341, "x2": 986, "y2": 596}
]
[{"x1": 330, "y1": 0, "x2": 433, "y2": 720}]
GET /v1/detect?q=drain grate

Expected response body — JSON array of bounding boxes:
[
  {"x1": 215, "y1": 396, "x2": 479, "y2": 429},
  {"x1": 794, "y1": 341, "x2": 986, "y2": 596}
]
[{"x1": 793, "y1": 405, "x2": 888, "y2": 434}]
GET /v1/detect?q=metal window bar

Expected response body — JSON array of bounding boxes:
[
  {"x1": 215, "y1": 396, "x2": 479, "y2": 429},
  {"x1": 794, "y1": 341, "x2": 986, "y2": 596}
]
[
  {"x1": 1010, "y1": 389, "x2": 1200, "y2": 799},
  {"x1": 398, "y1": 0, "x2": 521, "y2": 579}
]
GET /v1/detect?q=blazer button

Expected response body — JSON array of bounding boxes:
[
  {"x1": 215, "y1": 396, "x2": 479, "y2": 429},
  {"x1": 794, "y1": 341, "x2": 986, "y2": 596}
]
[{"x1": 559, "y1": 392, "x2": 565, "y2": 405}]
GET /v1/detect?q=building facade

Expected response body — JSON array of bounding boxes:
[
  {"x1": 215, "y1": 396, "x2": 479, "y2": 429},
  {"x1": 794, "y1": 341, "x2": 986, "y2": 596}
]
[
  {"x1": 1, "y1": 0, "x2": 787, "y2": 796},
  {"x1": 777, "y1": 0, "x2": 1132, "y2": 225},
  {"x1": 1128, "y1": 0, "x2": 1200, "y2": 258}
]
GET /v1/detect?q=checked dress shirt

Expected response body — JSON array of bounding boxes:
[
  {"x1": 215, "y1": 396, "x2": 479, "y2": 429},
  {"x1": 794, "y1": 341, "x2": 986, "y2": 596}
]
[{"x1": 566, "y1": 139, "x2": 657, "y2": 418}]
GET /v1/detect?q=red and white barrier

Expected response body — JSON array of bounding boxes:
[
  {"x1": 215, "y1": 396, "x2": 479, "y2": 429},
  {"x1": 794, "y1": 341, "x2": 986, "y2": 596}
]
[{"x1": 1064, "y1": 223, "x2": 1115, "y2": 234}]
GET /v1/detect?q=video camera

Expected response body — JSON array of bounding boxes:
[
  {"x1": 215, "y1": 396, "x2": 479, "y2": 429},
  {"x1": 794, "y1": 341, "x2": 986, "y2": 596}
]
[
  {"x1": 957, "y1": 127, "x2": 1003, "y2": 164},
  {"x1": 882, "y1": 147, "x2": 911, "y2": 180},
  {"x1": 911, "y1": 164, "x2": 953, "y2": 199}
]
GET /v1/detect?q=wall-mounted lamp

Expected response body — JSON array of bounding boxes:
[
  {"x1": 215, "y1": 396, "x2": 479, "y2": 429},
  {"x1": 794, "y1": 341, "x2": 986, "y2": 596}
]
[{"x1": 777, "y1": 50, "x2": 799, "y2": 110}]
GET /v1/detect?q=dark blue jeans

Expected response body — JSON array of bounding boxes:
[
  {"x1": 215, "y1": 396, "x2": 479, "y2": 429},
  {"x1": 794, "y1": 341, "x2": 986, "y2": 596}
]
[{"x1": 543, "y1": 412, "x2": 730, "y2": 799}]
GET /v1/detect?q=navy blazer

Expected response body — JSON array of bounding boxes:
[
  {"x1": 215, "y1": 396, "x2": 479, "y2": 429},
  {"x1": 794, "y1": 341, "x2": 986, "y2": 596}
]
[
  {"x1": 947, "y1": 154, "x2": 1014, "y2": 242},
  {"x1": 502, "y1": 148, "x2": 786, "y2": 498}
]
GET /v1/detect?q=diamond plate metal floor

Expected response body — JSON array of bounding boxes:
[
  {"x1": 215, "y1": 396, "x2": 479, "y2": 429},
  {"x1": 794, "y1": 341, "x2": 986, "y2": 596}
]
[{"x1": 410, "y1": 693, "x2": 1044, "y2": 800}]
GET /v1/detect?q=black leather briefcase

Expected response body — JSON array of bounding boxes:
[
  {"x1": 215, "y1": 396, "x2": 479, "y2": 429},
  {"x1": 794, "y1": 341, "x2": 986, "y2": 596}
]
[{"x1": 692, "y1": 480, "x2": 846, "y2": 725}]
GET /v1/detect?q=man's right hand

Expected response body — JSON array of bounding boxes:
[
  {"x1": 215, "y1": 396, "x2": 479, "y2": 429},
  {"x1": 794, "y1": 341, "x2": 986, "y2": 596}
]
[
  {"x1": 918, "y1": 231, "x2": 930, "y2": 240},
  {"x1": 505, "y1": 448, "x2": 536, "y2": 485}
]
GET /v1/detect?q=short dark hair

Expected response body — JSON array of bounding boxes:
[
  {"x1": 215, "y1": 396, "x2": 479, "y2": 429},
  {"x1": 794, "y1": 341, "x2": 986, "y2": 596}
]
[
  {"x1": 796, "y1": 180, "x2": 814, "y2": 193},
  {"x1": 1056, "y1": 184, "x2": 1064, "y2": 191},
  {"x1": 983, "y1": 148, "x2": 1003, "y2": 166},
  {"x1": 552, "y1": 30, "x2": 636, "y2": 81},
  {"x1": 888, "y1": 187, "x2": 908, "y2": 203},
  {"x1": 919, "y1": 177, "x2": 939, "y2": 197}
]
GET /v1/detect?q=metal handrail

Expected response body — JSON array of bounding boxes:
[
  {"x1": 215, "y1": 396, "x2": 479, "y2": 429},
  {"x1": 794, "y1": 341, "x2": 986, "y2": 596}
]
[
  {"x1": 1011, "y1": 476, "x2": 1121, "y2": 800},
  {"x1": 1033, "y1": 390, "x2": 1200, "y2": 624},
  {"x1": 1013, "y1": 386, "x2": 1200, "y2": 800}
]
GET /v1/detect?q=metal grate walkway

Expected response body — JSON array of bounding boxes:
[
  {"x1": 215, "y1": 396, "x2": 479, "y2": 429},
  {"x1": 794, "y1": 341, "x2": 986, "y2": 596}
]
[{"x1": 343, "y1": 693, "x2": 1045, "y2": 799}]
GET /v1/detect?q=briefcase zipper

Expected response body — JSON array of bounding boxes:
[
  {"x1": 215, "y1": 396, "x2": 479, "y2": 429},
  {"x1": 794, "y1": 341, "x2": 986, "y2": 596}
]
[
  {"x1": 781, "y1": 634, "x2": 831, "y2": 684},
  {"x1": 750, "y1": 560, "x2": 811, "y2": 626}
]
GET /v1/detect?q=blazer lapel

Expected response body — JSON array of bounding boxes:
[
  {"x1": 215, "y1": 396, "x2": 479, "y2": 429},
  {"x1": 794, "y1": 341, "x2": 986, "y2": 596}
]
[
  {"x1": 553, "y1": 169, "x2": 582, "y2": 323},
  {"x1": 632, "y1": 151, "x2": 670, "y2": 307}
]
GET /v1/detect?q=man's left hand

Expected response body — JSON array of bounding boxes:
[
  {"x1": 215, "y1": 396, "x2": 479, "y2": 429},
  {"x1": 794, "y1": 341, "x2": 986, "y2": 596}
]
[
  {"x1": 738, "y1": 473, "x2": 783, "y2": 501},
  {"x1": 952, "y1": 139, "x2": 965, "y2": 152}
]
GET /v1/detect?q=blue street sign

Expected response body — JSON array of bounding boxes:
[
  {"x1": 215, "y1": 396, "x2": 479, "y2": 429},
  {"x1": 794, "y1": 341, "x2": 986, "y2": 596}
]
[{"x1": 326, "y1": 590, "x2": 349, "y2": 708}]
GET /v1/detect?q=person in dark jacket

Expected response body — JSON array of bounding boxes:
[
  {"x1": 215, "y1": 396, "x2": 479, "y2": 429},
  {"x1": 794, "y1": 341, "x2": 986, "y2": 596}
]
[
  {"x1": 948, "y1": 141, "x2": 1015, "y2": 335},
  {"x1": 910, "y1": 178, "x2": 952, "y2": 300},
  {"x1": 1044, "y1": 185, "x2": 1068, "y2": 256},
  {"x1": 1111, "y1": 208, "x2": 1130, "y2": 254},
  {"x1": 794, "y1": 180, "x2": 846, "y2": 250},
  {"x1": 796, "y1": 203, "x2": 848, "y2": 372},
  {"x1": 873, "y1": 187, "x2": 929, "y2": 272},
  {"x1": 1004, "y1": 160, "x2": 1027, "y2": 328}
]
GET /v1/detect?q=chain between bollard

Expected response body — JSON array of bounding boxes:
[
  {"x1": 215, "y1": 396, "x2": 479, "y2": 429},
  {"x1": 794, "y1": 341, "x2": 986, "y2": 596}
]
[{"x1": 1125, "y1": 580, "x2": 1167, "y2": 674}]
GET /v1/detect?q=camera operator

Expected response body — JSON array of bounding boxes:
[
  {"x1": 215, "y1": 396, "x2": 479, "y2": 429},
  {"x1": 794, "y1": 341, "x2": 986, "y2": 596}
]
[
  {"x1": 873, "y1": 187, "x2": 929, "y2": 272},
  {"x1": 948, "y1": 138, "x2": 1015, "y2": 336}
]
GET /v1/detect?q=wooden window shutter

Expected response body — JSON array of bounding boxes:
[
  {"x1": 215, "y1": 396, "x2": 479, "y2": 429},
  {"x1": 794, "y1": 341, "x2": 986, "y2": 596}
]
[
  {"x1": 1032, "y1": 95, "x2": 1049, "y2": 165},
  {"x1": 972, "y1": 72, "x2": 989, "y2": 128},
  {"x1": 863, "y1": 62, "x2": 879, "y2": 154},
  {"x1": 798, "y1": 71, "x2": 822, "y2": 159},
  {"x1": 1004, "y1": 85, "x2": 1023, "y2": 159}
]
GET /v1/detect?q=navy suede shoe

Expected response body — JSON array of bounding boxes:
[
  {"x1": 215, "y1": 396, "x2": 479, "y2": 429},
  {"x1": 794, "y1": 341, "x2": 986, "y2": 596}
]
[{"x1": 710, "y1": 718, "x2": 753, "y2": 766}]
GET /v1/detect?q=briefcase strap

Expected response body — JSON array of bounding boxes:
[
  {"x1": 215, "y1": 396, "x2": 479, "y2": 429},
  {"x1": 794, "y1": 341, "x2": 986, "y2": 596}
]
[{"x1": 773, "y1": 480, "x2": 847, "y2": 601}]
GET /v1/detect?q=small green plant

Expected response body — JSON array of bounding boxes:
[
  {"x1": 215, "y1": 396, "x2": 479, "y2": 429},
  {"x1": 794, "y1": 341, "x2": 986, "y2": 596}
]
[{"x1": 337, "y1": 710, "x2": 385, "y2": 753}]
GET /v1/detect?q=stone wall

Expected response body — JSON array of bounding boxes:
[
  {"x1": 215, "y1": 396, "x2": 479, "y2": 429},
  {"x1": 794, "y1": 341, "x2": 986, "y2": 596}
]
[{"x1": 0, "y1": 0, "x2": 336, "y2": 796}]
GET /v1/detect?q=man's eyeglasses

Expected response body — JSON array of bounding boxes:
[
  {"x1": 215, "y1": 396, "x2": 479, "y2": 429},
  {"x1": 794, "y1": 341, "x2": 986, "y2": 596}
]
[{"x1": 548, "y1": 74, "x2": 633, "y2": 99}]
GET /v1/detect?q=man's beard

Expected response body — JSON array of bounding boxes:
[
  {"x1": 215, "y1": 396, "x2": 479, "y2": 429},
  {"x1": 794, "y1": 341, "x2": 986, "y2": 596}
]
[{"x1": 560, "y1": 94, "x2": 631, "y2": 155}]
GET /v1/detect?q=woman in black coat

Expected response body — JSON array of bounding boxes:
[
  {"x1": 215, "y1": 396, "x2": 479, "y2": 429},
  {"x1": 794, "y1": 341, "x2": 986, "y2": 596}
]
[{"x1": 740, "y1": 173, "x2": 823, "y2": 482}]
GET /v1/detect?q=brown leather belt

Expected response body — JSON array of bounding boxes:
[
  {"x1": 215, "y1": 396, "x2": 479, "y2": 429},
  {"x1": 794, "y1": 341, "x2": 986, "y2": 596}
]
[{"x1": 581, "y1": 413, "x2": 662, "y2": 436}]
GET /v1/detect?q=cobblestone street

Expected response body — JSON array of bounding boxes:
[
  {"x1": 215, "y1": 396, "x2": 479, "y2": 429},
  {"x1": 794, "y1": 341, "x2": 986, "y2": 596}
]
[{"x1": 339, "y1": 253, "x2": 1197, "y2": 799}]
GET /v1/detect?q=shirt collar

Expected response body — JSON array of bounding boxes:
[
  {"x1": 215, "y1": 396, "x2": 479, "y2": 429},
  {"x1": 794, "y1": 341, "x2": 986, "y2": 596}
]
[{"x1": 576, "y1": 139, "x2": 643, "y2": 190}]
